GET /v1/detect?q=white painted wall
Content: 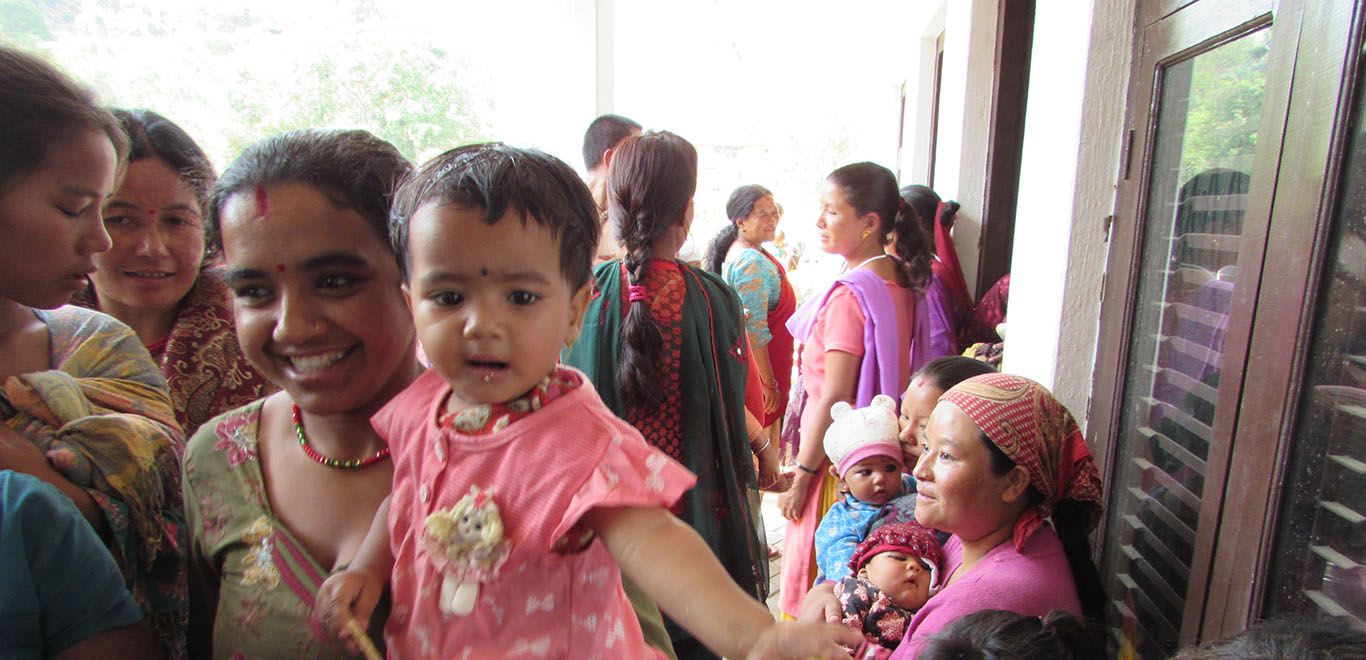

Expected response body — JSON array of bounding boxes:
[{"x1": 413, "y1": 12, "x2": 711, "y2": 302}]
[
  {"x1": 594, "y1": 0, "x2": 616, "y2": 116},
  {"x1": 1003, "y1": 0, "x2": 1135, "y2": 426},
  {"x1": 897, "y1": 4, "x2": 945, "y2": 185}
]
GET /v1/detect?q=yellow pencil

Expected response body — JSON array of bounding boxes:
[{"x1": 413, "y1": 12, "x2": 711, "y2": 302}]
[{"x1": 344, "y1": 616, "x2": 383, "y2": 660}]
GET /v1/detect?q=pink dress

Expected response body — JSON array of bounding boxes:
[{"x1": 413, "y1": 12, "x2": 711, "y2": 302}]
[
  {"x1": 780, "y1": 282, "x2": 916, "y2": 617},
  {"x1": 374, "y1": 368, "x2": 696, "y2": 658}
]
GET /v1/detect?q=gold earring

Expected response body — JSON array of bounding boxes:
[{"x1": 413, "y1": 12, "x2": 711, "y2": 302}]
[{"x1": 861, "y1": 229, "x2": 872, "y2": 240}]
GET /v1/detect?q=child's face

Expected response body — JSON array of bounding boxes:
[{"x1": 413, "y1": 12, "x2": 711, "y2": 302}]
[
  {"x1": 405, "y1": 203, "x2": 591, "y2": 409},
  {"x1": 860, "y1": 550, "x2": 932, "y2": 610},
  {"x1": 839, "y1": 455, "x2": 903, "y2": 505},
  {"x1": 899, "y1": 376, "x2": 944, "y2": 464}
]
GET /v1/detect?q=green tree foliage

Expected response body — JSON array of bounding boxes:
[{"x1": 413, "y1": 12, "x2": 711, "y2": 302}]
[
  {"x1": 1179, "y1": 31, "x2": 1270, "y2": 182},
  {"x1": 5, "y1": 0, "x2": 488, "y2": 166},
  {"x1": 223, "y1": 44, "x2": 487, "y2": 162}
]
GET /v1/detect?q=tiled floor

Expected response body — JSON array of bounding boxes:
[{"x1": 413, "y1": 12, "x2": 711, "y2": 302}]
[{"x1": 761, "y1": 492, "x2": 786, "y2": 616}]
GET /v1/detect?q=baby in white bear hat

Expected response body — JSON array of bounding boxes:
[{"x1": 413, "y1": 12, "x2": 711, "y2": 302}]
[{"x1": 812, "y1": 394, "x2": 914, "y2": 582}]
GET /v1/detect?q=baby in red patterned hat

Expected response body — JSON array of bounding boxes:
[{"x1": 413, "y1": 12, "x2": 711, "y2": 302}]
[{"x1": 837, "y1": 520, "x2": 943, "y2": 656}]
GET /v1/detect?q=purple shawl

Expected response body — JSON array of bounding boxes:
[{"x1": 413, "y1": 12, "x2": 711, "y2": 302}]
[
  {"x1": 923, "y1": 274, "x2": 962, "y2": 360},
  {"x1": 787, "y1": 268, "x2": 932, "y2": 427}
]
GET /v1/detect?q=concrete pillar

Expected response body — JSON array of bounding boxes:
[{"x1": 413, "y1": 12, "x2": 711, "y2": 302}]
[{"x1": 1004, "y1": 0, "x2": 1135, "y2": 425}]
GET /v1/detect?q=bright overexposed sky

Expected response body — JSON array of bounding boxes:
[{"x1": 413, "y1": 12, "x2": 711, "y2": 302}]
[{"x1": 14, "y1": 0, "x2": 921, "y2": 289}]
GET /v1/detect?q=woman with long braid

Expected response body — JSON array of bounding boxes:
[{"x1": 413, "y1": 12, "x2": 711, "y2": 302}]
[{"x1": 564, "y1": 131, "x2": 769, "y2": 660}]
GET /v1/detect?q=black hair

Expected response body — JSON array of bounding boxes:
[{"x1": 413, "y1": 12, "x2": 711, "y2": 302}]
[
  {"x1": 112, "y1": 108, "x2": 218, "y2": 258},
  {"x1": 608, "y1": 130, "x2": 697, "y2": 414},
  {"x1": 982, "y1": 434, "x2": 1107, "y2": 628},
  {"x1": 900, "y1": 184, "x2": 962, "y2": 259},
  {"x1": 704, "y1": 184, "x2": 772, "y2": 274},
  {"x1": 915, "y1": 355, "x2": 997, "y2": 392},
  {"x1": 828, "y1": 162, "x2": 932, "y2": 290},
  {"x1": 0, "y1": 46, "x2": 129, "y2": 196},
  {"x1": 1170, "y1": 615, "x2": 1366, "y2": 659},
  {"x1": 389, "y1": 142, "x2": 600, "y2": 290},
  {"x1": 208, "y1": 129, "x2": 412, "y2": 250},
  {"x1": 918, "y1": 609, "x2": 1104, "y2": 660},
  {"x1": 582, "y1": 113, "x2": 642, "y2": 171},
  {"x1": 937, "y1": 201, "x2": 961, "y2": 233},
  {"x1": 900, "y1": 184, "x2": 940, "y2": 233}
]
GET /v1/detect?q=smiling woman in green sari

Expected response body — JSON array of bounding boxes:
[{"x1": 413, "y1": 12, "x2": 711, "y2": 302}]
[{"x1": 183, "y1": 129, "x2": 418, "y2": 659}]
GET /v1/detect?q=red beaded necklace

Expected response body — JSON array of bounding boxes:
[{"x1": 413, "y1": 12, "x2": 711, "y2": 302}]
[{"x1": 291, "y1": 404, "x2": 391, "y2": 470}]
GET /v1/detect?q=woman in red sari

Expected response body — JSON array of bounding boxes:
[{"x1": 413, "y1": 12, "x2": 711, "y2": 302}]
[
  {"x1": 705, "y1": 185, "x2": 796, "y2": 440},
  {"x1": 899, "y1": 184, "x2": 972, "y2": 358}
]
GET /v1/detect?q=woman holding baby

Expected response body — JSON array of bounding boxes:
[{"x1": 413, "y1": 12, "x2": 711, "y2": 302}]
[{"x1": 802, "y1": 372, "x2": 1107, "y2": 657}]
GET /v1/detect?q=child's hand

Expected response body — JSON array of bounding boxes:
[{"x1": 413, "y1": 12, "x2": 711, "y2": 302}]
[
  {"x1": 315, "y1": 568, "x2": 385, "y2": 653},
  {"x1": 744, "y1": 620, "x2": 862, "y2": 659}
]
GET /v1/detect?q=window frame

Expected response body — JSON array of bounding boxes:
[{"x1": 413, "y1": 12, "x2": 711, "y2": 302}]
[
  {"x1": 1203, "y1": 0, "x2": 1366, "y2": 638},
  {"x1": 1088, "y1": 0, "x2": 1317, "y2": 649}
]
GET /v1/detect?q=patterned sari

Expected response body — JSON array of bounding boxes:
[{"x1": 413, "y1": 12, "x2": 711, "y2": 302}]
[
  {"x1": 76, "y1": 267, "x2": 276, "y2": 437},
  {"x1": 184, "y1": 401, "x2": 384, "y2": 659},
  {"x1": 723, "y1": 246, "x2": 796, "y2": 427},
  {"x1": 1, "y1": 306, "x2": 188, "y2": 659},
  {"x1": 565, "y1": 259, "x2": 768, "y2": 652}
]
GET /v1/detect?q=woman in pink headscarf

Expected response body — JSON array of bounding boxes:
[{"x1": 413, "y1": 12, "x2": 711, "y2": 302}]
[{"x1": 802, "y1": 373, "x2": 1105, "y2": 657}]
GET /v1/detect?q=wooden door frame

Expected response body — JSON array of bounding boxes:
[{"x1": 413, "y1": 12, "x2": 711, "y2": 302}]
[
  {"x1": 1088, "y1": 0, "x2": 1290, "y2": 648},
  {"x1": 928, "y1": 32, "x2": 945, "y2": 189},
  {"x1": 1203, "y1": 0, "x2": 1365, "y2": 639},
  {"x1": 976, "y1": 0, "x2": 1034, "y2": 299}
]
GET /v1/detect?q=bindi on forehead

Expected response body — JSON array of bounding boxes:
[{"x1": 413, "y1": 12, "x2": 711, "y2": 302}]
[
  {"x1": 276, "y1": 264, "x2": 286, "y2": 273},
  {"x1": 480, "y1": 267, "x2": 489, "y2": 277}
]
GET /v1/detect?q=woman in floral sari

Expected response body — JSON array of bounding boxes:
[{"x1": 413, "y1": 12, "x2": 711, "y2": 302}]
[
  {"x1": 0, "y1": 45, "x2": 186, "y2": 658},
  {"x1": 183, "y1": 130, "x2": 418, "y2": 659}
]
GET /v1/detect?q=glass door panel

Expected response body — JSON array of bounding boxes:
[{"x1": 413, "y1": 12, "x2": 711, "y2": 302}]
[
  {"x1": 1263, "y1": 58, "x2": 1366, "y2": 631},
  {"x1": 1100, "y1": 27, "x2": 1272, "y2": 660}
]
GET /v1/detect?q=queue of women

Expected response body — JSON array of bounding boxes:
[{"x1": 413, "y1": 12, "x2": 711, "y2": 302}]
[{"x1": 1, "y1": 43, "x2": 1106, "y2": 660}]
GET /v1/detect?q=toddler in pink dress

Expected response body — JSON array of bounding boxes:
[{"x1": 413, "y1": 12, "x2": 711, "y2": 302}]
[{"x1": 315, "y1": 143, "x2": 859, "y2": 659}]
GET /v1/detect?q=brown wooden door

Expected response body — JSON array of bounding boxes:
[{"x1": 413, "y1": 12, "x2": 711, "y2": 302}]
[
  {"x1": 1084, "y1": 0, "x2": 1366, "y2": 656},
  {"x1": 1216, "y1": 0, "x2": 1366, "y2": 638}
]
